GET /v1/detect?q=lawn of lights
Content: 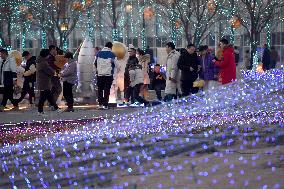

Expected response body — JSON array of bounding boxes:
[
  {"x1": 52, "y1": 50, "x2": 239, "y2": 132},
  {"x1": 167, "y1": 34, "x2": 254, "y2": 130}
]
[{"x1": 0, "y1": 68, "x2": 284, "y2": 189}]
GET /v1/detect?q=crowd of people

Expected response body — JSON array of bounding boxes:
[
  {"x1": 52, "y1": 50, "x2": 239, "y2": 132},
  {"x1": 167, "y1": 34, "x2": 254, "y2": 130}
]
[{"x1": 0, "y1": 37, "x2": 278, "y2": 115}]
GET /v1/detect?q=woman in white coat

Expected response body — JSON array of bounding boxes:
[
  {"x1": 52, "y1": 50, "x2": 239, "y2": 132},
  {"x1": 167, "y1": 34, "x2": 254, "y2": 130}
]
[
  {"x1": 164, "y1": 42, "x2": 181, "y2": 101},
  {"x1": 137, "y1": 48, "x2": 150, "y2": 99}
]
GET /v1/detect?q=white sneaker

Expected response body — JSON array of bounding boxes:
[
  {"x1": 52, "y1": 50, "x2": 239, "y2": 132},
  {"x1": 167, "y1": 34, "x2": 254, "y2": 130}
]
[
  {"x1": 37, "y1": 112, "x2": 48, "y2": 116},
  {"x1": 130, "y1": 102, "x2": 141, "y2": 107},
  {"x1": 103, "y1": 106, "x2": 109, "y2": 110}
]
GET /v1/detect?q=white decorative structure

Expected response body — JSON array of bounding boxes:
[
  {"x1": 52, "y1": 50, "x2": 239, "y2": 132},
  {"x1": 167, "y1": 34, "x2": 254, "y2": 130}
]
[{"x1": 76, "y1": 37, "x2": 96, "y2": 97}]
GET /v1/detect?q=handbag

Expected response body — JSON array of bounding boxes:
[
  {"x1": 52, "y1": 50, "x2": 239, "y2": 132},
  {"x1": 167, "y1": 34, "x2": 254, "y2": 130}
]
[{"x1": 193, "y1": 77, "x2": 205, "y2": 88}]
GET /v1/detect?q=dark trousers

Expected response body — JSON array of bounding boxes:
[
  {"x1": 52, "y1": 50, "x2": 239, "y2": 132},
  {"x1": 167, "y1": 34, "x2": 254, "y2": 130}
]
[
  {"x1": 63, "y1": 81, "x2": 74, "y2": 109},
  {"x1": 1, "y1": 85, "x2": 17, "y2": 107},
  {"x1": 17, "y1": 80, "x2": 35, "y2": 104},
  {"x1": 154, "y1": 84, "x2": 163, "y2": 101},
  {"x1": 51, "y1": 76, "x2": 62, "y2": 102},
  {"x1": 124, "y1": 86, "x2": 134, "y2": 103},
  {"x1": 97, "y1": 76, "x2": 113, "y2": 106},
  {"x1": 38, "y1": 90, "x2": 58, "y2": 113},
  {"x1": 133, "y1": 83, "x2": 149, "y2": 105},
  {"x1": 181, "y1": 80, "x2": 199, "y2": 97}
]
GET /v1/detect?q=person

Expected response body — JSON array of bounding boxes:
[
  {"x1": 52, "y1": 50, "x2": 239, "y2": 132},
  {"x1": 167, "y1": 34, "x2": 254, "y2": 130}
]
[
  {"x1": 270, "y1": 46, "x2": 279, "y2": 69},
  {"x1": 124, "y1": 48, "x2": 139, "y2": 105},
  {"x1": 0, "y1": 49, "x2": 19, "y2": 111},
  {"x1": 234, "y1": 46, "x2": 240, "y2": 66},
  {"x1": 213, "y1": 38, "x2": 236, "y2": 85},
  {"x1": 152, "y1": 64, "x2": 166, "y2": 101},
  {"x1": 16, "y1": 51, "x2": 36, "y2": 106},
  {"x1": 262, "y1": 44, "x2": 271, "y2": 71},
  {"x1": 164, "y1": 42, "x2": 180, "y2": 101},
  {"x1": 137, "y1": 48, "x2": 150, "y2": 99},
  {"x1": 129, "y1": 63, "x2": 150, "y2": 107},
  {"x1": 94, "y1": 42, "x2": 116, "y2": 110},
  {"x1": 244, "y1": 50, "x2": 251, "y2": 70},
  {"x1": 177, "y1": 44, "x2": 199, "y2": 96},
  {"x1": 36, "y1": 49, "x2": 59, "y2": 116},
  {"x1": 60, "y1": 52, "x2": 77, "y2": 112},
  {"x1": 48, "y1": 45, "x2": 62, "y2": 104},
  {"x1": 198, "y1": 45, "x2": 219, "y2": 91}
]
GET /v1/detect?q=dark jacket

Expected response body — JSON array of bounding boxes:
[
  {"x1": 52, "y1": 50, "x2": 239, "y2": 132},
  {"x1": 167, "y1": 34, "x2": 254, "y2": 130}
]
[
  {"x1": 198, "y1": 53, "x2": 219, "y2": 81},
  {"x1": 262, "y1": 48, "x2": 271, "y2": 70},
  {"x1": 215, "y1": 45, "x2": 236, "y2": 85},
  {"x1": 24, "y1": 56, "x2": 36, "y2": 82},
  {"x1": 152, "y1": 71, "x2": 166, "y2": 87},
  {"x1": 177, "y1": 51, "x2": 199, "y2": 81},
  {"x1": 124, "y1": 56, "x2": 139, "y2": 90},
  {"x1": 36, "y1": 56, "x2": 55, "y2": 90}
]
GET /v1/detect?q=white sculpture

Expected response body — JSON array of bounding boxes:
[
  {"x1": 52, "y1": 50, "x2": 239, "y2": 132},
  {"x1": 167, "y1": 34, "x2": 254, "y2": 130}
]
[{"x1": 76, "y1": 37, "x2": 96, "y2": 97}]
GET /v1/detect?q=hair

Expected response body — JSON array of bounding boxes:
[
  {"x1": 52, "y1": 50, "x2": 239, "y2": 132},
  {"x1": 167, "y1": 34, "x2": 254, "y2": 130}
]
[
  {"x1": 64, "y1": 52, "x2": 73, "y2": 59},
  {"x1": 137, "y1": 48, "x2": 145, "y2": 56},
  {"x1": 22, "y1": 51, "x2": 30, "y2": 57},
  {"x1": 166, "y1": 42, "x2": 175, "y2": 50},
  {"x1": 56, "y1": 47, "x2": 64, "y2": 55},
  {"x1": 198, "y1": 45, "x2": 208, "y2": 52},
  {"x1": 187, "y1": 44, "x2": 195, "y2": 49},
  {"x1": 40, "y1": 49, "x2": 50, "y2": 58},
  {"x1": 0, "y1": 48, "x2": 8, "y2": 55},
  {"x1": 129, "y1": 48, "x2": 136, "y2": 53},
  {"x1": 49, "y1": 45, "x2": 56, "y2": 51},
  {"x1": 105, "y1": 42, "x2": 113, "y2": 49},
  {"x1": 155, "y1": 64, "x2": 160, "y2": 67},
  {"x1": 220, "y1": 38, "x2": 229, "y2": 45}
]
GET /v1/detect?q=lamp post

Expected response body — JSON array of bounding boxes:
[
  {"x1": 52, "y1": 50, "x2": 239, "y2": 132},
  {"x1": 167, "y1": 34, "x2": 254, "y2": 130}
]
[
  {"x1": 59, "y1": 18, "x2": 69, "y2": 50},
  {"x1": 125, "y1": 3, "x2": 132, "y2": 44}
]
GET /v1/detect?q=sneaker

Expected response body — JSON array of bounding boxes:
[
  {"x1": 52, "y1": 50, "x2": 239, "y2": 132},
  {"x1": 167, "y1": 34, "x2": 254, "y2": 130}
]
[
  {"x1": 97, "y1": 105, "x2": 104, "y2": 110},
  {"x1": 11, "y1": 106, "x2": 20, "y2": 111},
  {"x1": 117, "y1": 103, "x2": 129, "y2": 108},
  {"x1": 37, "y1": 112, "x2": 48, "y2": 116},
  {"x1": 102, "y1": 106, "x2": 109, "y2": 110},
  {"x1": 130, "y1": 102, "x2": 141, "y2": 107}
]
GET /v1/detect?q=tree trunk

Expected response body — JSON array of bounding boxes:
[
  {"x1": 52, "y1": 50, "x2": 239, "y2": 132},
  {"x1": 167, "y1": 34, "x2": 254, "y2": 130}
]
[
  {"x1": 7, "y1": 19, "x2": 12, "y2": 48},
  {"x1": 111, "y1": 0, "x2": 118, "y2": 41},
  {"x1": 184, "y1": 25, "x2": 191, "y2": 45},
  {"x1": 250, "y1": 32, "x2": 259, "y2": 70},
  {"x1": 47, "y1": 29, "x2": 57, "y2": 46}
]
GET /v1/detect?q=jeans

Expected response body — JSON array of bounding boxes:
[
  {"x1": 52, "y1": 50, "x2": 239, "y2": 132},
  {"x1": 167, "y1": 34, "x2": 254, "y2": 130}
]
[
  {"x1": 181, "y1": 80, "x2": 199, "y2": 97},
  {"x1": 1, "y1": 85, "x2": 18, "y2": 107},
  {"x1": 97, "y1": 76, "x2": 113, "y2": 106},
  {"x1": 38, "y1": 89, "x2": 58, "y2": 113},
  {"x1": 63, "y1": 81, "x2": 74, "y2": 109}
]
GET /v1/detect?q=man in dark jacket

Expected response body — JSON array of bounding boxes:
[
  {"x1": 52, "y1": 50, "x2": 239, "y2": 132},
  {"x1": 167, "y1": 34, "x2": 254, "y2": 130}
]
[
  {"x1": 16, "y1": 51, "x2": 36, "y2": 106},
  {"x1": 177, "y1": 44, "x2": 199, "y2": 96},
  {"x1": 124, "y1": 48, "x2": 139, "y2": 104},
  {"x1": 48, "y1": 45, "x2": 62, "y2": 104},
  {"x1": 0, "y1": 49, "x2": 18, "y2": 111},
  {"x1": 262, "y1": 44, "x2": 271, "y2": 71},
  {"x1": 37, "y1": 49, "x2": 59, "y2": 116}
]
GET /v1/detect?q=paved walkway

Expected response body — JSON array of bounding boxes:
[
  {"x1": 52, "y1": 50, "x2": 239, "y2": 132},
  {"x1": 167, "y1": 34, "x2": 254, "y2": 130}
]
[{"x1": 0, "y1": 105, "x2": 138, "y2": 124}]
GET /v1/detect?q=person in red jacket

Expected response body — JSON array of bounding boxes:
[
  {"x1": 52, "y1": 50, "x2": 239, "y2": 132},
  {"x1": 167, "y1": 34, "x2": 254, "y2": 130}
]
[{"x1": 213, "y1": 38, "x2": 236, "y2": 85}]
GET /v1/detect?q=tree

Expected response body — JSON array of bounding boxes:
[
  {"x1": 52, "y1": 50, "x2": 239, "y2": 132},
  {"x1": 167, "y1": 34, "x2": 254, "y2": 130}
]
[
  {"x1": 158, "y1": 0, "x2": 219, "y2": 46},
  {"x1": 237, "y1": 0, "x2": 284, "y2": 68}
]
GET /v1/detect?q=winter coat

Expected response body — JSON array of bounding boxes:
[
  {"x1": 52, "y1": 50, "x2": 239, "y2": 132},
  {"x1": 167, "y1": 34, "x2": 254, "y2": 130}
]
[
  {"x1": 165, "y1": 50, "x2": 180, "y2": 95},
  {"x1": 36, "y1": 56, "x2": 55, "y2": 90},
  {"x1": 129, "y1": 64, "x2": 144, "y2": 87},
  {"x1": 262, "y1": 48, "x2": 271, "y2": 70},
  {"x1": 138, "y1": 54, "x2": 150, "y2": 85},
  {"x1": 61, "y1": 59, "x2": 77, "y2": 84},
  {"x1": 94, "y1": 47, "x2": 116, "y2": 76},
  {"x1": 0, "y1": 56, "x2": 17, "y2": 86},
  {"x1": 23, "y1": 56, "x2": 36, "y2": 82},
  {"x1": 215, "y1": 45, "x2": 236, "y2": 85},
  {"x1": 124, "y1": 55, "x2": 139, "y2": 90},
  {"x1": 198, "y1": 53, "x2": 219, "y2": 81},
  {"x1": 177, "y1": 51, "x2": 199, "y2": 82}
]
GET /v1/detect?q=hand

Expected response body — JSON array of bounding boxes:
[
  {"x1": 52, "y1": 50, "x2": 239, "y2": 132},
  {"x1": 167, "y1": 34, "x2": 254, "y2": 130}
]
[
  {"x1": 169, "y1": 77, "x2": 177, "y2": 83},
  {"x1": 190, "y1": 67, "x2": 194, "y2": 71},
  {"x1": 13, "y1": 80, "x2": 17, "y2": 86},
  {"x1": 212, "y1": 59, "x2": 216, "y2": 63}
]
